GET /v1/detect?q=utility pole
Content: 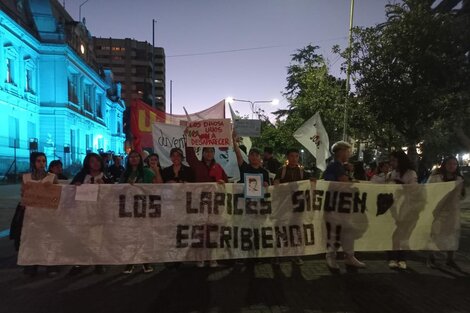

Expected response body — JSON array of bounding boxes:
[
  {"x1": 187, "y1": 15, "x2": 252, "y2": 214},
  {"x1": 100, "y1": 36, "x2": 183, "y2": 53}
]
[
  {"x1": 342, "y1": 0, "x2": 355, "y2": 141},
  {"x1": 152, "y1": 19, "x2": 156, "y2": 108}
]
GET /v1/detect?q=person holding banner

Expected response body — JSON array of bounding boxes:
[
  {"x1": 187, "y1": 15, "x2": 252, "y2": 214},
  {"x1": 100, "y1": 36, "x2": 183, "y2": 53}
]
[
  {"x1": 119, "y1": 150, "x2": 156, "y2": 274},
  {"x1": 15, "y1": 152, "x2": 59, "y2": 277},
  {"x1": 322, "y1": 141, "x2": 366, "y2": 271},
  {"x1": 162, "y1": 148, "x2": 194, "y2": 183},
  {"x1": 185, "y1": 144, "x2": 228, "y2": 267},
  {"x1": 273, "y1": 148, "x2": 311, "y2": 265},
  {"x1": 68, "y1": 153, "x2": 112, "y2": 276},
  {"x1": 146, "y1": 153, "x2": 164, "y2": 183},
  {"x1": 233, "y1": 132, "x2": 269, "y2": 185},
  {"x1": 426, "y1": 155, "x2": 464, "y2": 269},
  {"x1": 386, "y1": 150, "x2": 418, "y2": 270}
]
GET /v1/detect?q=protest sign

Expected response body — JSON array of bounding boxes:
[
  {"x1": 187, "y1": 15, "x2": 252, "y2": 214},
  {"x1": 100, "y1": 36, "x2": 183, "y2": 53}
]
[
  {"x1": 22, "y1": 182, "x2": 62, "y2": 209},
  {"x1": 234, "y1": 119, "x2": 262, "y2": 137},
  {"x1": 17, "y1": 181, "x2": 461, "y2": 265},
  {"x1": 186, "y1": 119, "x2": 232, "y2": 147}
]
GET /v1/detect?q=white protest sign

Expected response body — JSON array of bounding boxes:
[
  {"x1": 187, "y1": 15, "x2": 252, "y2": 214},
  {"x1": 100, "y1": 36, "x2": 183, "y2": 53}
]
[
  {"x1": 186, "y1": 119, "x2": 232, "y2": 147},
  {"x1": 234, "y1": 119, "x2": 262, "y2": 137}
]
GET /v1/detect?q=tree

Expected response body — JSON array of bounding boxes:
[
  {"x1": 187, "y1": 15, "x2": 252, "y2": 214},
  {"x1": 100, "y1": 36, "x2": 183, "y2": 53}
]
[
  {"x1": 348, "y1": 0, "x2": 470, "y2": 158},
  {"x1": 273, "y1": 45, "x2": 351, "y2": 145}
]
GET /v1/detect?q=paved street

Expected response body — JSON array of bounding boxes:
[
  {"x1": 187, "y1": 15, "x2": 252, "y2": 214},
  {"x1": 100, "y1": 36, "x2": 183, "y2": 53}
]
[{"x1": 0, "y1": 184, "x2": 469, "y2": 313}]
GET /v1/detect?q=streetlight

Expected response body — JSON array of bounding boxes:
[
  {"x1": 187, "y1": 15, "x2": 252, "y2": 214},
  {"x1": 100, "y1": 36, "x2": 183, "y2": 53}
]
[
  {"x1": 342, "y1": 0, "x2": 355, "y2": 140},
  {"x1": 78, "y1": 0, "x2": 91, "y2": 23},
  {"x1": 226, "y1": 97, "x2": 279, "y2": 119}
]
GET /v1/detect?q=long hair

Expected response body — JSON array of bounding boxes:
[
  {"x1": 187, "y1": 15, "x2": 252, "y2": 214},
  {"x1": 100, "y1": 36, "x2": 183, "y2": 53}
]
[
  {"x1": 146, "y1": 153, "x2": 161, "y2": 169},
  {"x1": 30, "y1": 152, "x2": 47, "y2": 173},
  {"x1": 81, "y1": 153, "x2": 105, "y2": 175},
  {"x1": 438, "y1": 156, "x2": 463, "y2": 181},
  {"x1": 390, "y1": 150, "x2": 414, "y2": 177},
  {"x1": 122, "y1": 150, "x2": 145, "y2": 181}
]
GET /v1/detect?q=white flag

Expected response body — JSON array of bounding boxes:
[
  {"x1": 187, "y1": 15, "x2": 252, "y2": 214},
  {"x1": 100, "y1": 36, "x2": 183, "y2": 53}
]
[{"x1": 293, "y1": 112, "x2": 330, "y2": 171}]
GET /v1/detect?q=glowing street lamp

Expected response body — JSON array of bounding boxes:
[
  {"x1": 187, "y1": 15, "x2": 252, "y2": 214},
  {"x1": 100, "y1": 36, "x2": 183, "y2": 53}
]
[{"x1": 226, "y1": 97, "x2": 279, "y2": 118}]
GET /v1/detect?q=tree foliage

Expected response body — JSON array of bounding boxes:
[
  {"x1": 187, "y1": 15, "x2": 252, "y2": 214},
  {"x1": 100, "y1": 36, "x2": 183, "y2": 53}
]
[{"x1": 348, "y1": 0, "x2": 470, "y2": 156}]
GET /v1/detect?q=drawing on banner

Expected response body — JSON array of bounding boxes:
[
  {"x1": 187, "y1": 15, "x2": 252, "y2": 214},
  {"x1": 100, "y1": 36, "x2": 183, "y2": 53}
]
[
  {"x1": 244, "y1": 173, "x2": 264, "y2": 198},
  {"x1": 22, "y1": 182, "x2": 62, "y2": 209}
]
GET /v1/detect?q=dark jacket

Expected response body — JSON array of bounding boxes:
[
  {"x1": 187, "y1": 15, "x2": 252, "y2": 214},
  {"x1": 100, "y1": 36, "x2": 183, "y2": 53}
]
[{"x1": 185, "y1": 147, "x2": 228, "y2": 182}]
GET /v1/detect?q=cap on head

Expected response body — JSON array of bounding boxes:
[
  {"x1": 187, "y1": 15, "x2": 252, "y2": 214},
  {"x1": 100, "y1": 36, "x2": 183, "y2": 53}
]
[
  {"x1": 170, "y1": 147, "x2": 184, "y2": 157},
  {"x1": 249, "y1": 148, "x2": 261, "y2": 156},
  {"x1": 331, "y1": 141, "x2": 351, "y2": 154}
]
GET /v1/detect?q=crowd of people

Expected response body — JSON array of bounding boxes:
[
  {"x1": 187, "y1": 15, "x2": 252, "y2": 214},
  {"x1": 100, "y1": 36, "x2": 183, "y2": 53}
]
[{"x1": 10, "y1": 136, "x2": 465, "y2": 277}]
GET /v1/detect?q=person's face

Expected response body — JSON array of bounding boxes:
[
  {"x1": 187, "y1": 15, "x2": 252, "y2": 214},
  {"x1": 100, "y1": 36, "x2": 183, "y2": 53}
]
[
  {"x1": 171, "y1": 152, "x2": 182, "y2": 165},
  {"x1": 249, "y1": 180, "x2": 257, "y2": 189},
  {"x1": 337, "y1": 148, "x2": 351, "y2": 163},
  {"x1": 89, "y1": 156, "x2": 102, "y2": 172},
  {"x1": 129, "y1": 153, "x2": 141, "y2": 167},
  {"x1": 287, "y1": 152, "x2": 299, "y2": 165},
  {"x1": 148, "y1": 156, "x2": 159, "y2": 167},
  {"x1": 380, "y1": 163, "x2": 390, "y2": 173},
  {"x1": 50, "y1": 164, "x2": 63, "y2": 174},
  {"x1": 263, "y1": 152, "x2": 272, "y2": 159},
  {"x1": 35, "y1": 156, "x2": 46, "y2": 171},
  {"x1": 249, "y1": 152, "x2": 261, "y2": 166},
  {"x1": 203, "y1": 149, "x2": 215, "y2": 162},
  {"x1": 445, "y1": 159, "x2": 458, "y2": 174},
  {"x1": 390, "y1": 156, "x2": 398, "y2": 170}
]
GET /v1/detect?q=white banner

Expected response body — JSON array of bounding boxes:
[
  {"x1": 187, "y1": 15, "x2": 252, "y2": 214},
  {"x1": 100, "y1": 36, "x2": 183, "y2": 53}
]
[{"x1": 18, "y1": 181, "x2": 461, "y2": 265}]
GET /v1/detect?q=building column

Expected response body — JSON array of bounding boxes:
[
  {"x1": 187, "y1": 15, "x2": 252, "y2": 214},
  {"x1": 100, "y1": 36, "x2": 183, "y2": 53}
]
[{"x1": 0, "y1": 31, "x2": 5, "y2": 88}]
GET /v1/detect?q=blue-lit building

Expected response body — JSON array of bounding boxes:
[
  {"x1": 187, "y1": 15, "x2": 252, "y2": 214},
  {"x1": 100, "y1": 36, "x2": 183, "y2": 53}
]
[{"x1": 0, "y1": 0, "x2": 125, "y2": 176}]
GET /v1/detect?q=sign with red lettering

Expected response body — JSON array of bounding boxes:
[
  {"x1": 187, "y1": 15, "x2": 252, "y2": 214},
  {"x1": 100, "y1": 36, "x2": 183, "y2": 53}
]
[{"x1": 186, "y1": 119, "x2": 232, "y2": 147}]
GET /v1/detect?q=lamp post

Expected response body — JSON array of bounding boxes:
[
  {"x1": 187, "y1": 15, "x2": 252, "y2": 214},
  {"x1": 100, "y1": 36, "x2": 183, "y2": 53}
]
[
  {"x1": 226, "y1": 97, "x2": 279, "y2": 119},
  {"x1": 151, "y1": 19, "x2": 157, "y2": 109},
  {"x1": 78, "y1": 0, "x2": 90, "y2": 22},
  {"x1": 342, "y1": 0, "x2": 355, "y2": 140}
]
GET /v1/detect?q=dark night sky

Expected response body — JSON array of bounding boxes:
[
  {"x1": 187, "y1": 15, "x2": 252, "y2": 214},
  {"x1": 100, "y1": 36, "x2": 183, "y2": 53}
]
[{"x1": 65, "y1": 0, "x2": 390, "y2": 117}]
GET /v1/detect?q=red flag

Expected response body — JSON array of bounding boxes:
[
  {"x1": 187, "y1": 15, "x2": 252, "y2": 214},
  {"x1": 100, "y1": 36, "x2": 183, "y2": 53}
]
[{"x1": 130, "y1": 99, "x2": 165, "y2": 152}]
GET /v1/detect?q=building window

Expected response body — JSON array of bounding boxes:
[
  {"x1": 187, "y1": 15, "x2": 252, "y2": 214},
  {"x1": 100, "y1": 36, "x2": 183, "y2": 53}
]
[
  {"x1": 68, "y1": 74, "x2": 78, "y2": 104},
  {"x1": 6, "y1": 58, "x2": 14, "y2": 84},
  {"x1": 96, "y1": 93, "x2": 103, "y2": 118},
  {"x1": 9, "y1": 116, "x2": 19, "y2": 148},
  {"x1": 27, "y1": 121, "x2": 36, "y2": 140},
  {"x1": 84, "y1": 84, "x2": 92, "y2": 112}
]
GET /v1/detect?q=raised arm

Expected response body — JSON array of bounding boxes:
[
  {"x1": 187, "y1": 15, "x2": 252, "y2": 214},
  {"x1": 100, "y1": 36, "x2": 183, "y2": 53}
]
[{"x1": 232, "y1": 131, "x2": 244, "y2": 167}]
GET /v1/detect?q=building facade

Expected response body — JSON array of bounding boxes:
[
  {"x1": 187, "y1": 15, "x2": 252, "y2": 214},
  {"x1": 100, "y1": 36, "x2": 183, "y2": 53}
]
[
  {"x1": 0, "y1": 0, "x2": 125, "y2": 176},
  {"x1": 93, "y1": 37, "x2": 166, "y2": 112}
]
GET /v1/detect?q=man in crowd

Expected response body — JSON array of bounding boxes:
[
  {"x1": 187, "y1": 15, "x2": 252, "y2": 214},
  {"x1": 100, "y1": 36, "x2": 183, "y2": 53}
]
[{"x1": 263, "y1": 147, "x2": 282, "y2": 175}]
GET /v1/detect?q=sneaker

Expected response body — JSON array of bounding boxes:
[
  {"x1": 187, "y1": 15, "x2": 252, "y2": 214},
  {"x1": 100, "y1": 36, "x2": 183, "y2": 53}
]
[
  {"x1": 68, "y1": 266, "x2": 82, "y2": 276},
  {"x1": 94, "y1": 265, "x2": 106, "y2": 274},
  {"x1": 46, "y1": 266, "x2": 60, "y2": 278},
  {"x1": 344, "y1": 255, "x2": 366, "y2": 268},
  {"x1": 196, "y1": 261, "x2": 205, "y2": 268},
  {"x1": 142, "y1": 264, "x2": 154, "y2": 273},
  {"x1": 292, "y1": 257, "x2": 304, "y2": 265},
  {"x1": 122, "y1": 264, "x2": 135, "y2": 274},
  {"x1": 326, "y1": 252, "x2": 339, "y2": 270},
  {"x1": 209, "y1": 260, "x2": 218, "y2": 268},
  {"x1": 388, "y1": 260, "x2": 399, "y2": 269},
  {"x1": 398, "y1": 261, "x2": 407, "y2": 270}
]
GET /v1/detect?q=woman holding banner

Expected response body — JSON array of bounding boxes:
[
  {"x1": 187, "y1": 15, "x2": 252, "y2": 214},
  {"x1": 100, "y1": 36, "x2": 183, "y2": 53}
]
[
  {"x1": 185, "y1": 144, "x2": 228, "y2": 267},
  {"x1": 120, "y1": 150, "x2": 156, "y2": 274},
  {"x1": 322, "y1": 141, "x2": 366, "y2": 271},
  {"x1": 13, "y1": 152, "x2": 59, "y2": 277},
  {"x1": 146, "y1": 153, "x2": 164, "y2": 183},
  {"x1": 68, "y1": 153, "x2": 112, "y2": 276},
  {"x1": 426, "y1": 156, "x2": 464, "y2": 269},
  {"x1": 162, "y1": 148, "x2": 194, "y2": 183},
  {"x1": 386, "y1": 150, "x2": 418, "y2": 270}
]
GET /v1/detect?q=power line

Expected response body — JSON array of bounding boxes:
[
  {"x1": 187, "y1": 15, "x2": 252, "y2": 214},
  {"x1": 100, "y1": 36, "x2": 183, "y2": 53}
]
[{"x1": 166, "y1": 36, "x2": 348, "y2": 58}]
